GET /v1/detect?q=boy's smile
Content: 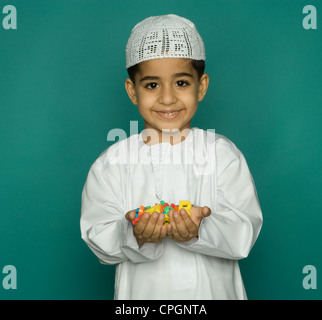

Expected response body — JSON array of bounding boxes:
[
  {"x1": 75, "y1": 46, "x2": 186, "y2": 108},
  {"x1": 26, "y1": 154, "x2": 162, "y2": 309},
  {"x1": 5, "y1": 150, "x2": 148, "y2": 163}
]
[{"x1": 125, "y1": 58, "x2": 209, "y2": 145}]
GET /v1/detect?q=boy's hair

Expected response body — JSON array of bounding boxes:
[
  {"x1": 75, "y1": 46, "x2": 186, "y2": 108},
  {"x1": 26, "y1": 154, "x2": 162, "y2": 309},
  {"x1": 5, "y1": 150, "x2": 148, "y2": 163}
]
[{"x1": 127, "y1": 59, "x2": 205, "y2": 84}]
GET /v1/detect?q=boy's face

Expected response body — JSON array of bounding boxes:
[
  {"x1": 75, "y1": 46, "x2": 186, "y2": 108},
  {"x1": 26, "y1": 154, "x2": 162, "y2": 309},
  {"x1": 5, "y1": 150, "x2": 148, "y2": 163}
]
[{"x1": 125, "y1": 58, "x2": 209, "y2": 144}]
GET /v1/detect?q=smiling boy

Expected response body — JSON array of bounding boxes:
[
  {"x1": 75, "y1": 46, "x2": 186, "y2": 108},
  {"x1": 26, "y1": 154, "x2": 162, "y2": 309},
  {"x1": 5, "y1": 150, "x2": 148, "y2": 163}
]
[
  {"x1": 124, "y1": 57, "x2": 212, "y2": 246},
  {"x1": 81, "y1": 14, "x2": 263, "y2": 300},
  {"x1": 125, "y1": 57, "x2": 209, "y2": 143}
]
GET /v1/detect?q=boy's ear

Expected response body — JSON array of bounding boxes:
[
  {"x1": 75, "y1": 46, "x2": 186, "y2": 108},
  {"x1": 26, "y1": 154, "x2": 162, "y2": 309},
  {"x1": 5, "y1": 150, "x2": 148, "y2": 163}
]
[
  {"x1": 125, "y1": 78, "x2": 138, "y2": 105},
  {"x1": 198, "y1": 73, "x2": 209, "y2": 102}
]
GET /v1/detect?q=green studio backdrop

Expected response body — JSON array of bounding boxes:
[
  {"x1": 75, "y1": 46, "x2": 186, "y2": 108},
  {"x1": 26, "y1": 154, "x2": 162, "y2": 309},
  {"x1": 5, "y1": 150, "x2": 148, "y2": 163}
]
[{"x1": 0, "y1": 0, "x2": 321, "y2": 300}]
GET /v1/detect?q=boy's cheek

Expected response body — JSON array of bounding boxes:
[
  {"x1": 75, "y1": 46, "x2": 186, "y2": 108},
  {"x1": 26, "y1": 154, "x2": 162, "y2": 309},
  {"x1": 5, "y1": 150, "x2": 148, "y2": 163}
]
[{"x1": 136, "y1": 90, "x2": 155, "y2": 104}]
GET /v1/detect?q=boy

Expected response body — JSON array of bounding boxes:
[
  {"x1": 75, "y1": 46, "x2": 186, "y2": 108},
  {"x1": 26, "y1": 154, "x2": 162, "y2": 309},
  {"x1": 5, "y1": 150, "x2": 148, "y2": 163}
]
[{"x1": 81, "y1": 14, "x2": 262, "y2": 300}]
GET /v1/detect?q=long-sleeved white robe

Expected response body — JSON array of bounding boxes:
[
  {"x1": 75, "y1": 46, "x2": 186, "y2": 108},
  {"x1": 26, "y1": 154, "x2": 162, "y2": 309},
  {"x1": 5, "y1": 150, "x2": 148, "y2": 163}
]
[{"x1": 80, "y1": 127, "x2": 263, "y2": 299}]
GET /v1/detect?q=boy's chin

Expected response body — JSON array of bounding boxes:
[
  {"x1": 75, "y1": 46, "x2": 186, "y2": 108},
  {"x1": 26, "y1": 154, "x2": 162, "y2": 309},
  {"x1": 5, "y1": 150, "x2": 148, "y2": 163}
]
[
  {"x1": 151, "y1": 125, "x2": 189, "y2": 133},
  {"x1": 143, "y1": 118, "x2": 191, "y2": 133}
]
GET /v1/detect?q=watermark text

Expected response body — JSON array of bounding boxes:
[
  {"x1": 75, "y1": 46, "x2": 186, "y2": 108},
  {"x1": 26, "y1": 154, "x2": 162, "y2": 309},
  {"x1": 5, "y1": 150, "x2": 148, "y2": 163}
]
[
  {"x1": 2, "y1": 265, "x2": 17, "y2": 290},
  {"x1": 2, "y1": 5, "x2": 17, "y2": 30}
]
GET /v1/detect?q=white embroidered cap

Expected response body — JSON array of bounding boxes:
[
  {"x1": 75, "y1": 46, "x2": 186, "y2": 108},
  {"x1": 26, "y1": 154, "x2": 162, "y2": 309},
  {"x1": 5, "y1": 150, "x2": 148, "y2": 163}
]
[{"x1": 126, "y1": 14, "x2": 206, "y2": 69}]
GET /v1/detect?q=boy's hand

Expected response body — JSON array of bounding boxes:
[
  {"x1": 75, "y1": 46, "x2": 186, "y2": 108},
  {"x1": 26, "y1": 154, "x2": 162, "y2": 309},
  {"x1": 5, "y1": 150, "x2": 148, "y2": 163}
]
[
  {"x1": 166, "y1": 206, "x2": 211, "y2": 242},
  {"x1": 125, "y1": 210, "x2": 167, "y2": 247}
]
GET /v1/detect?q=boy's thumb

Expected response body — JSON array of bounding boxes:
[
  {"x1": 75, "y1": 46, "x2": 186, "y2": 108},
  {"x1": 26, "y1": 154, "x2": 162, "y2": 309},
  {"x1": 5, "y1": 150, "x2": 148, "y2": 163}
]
[
  {"x1": 125, "y1": 210, "x2": 136, "y2": 221},
  {"x1": 201, "y1": 206, "x2": 211, "y2": 218}
]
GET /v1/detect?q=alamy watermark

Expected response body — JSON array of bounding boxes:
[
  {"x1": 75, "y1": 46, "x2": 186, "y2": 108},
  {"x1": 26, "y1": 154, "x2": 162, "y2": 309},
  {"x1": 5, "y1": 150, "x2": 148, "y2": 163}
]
[
  {"x1": 302, "y1": 265, "x2": 317, "y2": 290},
  {"x1": 2, "y1": 265, "x2": 17, "y2": 290},
  {"x1": 303, "y1": 5, "x2": 317, "y2": 29},
  {"x1": 1, "y1": 4, "x2": 17, "y2": 29},
  {"x1": 106, "y1": 121, "x2": 216, "y2": 175},
  {"x1": 0, "y1": 4, "x2": 317, "y2": 31}
]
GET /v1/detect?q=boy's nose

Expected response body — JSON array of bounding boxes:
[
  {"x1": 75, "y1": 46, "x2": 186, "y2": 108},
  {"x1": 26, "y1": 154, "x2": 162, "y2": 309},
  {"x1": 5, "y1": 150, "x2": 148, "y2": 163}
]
[{"x1": 158, "y1": 85, "x2": 177, "y2": 105}]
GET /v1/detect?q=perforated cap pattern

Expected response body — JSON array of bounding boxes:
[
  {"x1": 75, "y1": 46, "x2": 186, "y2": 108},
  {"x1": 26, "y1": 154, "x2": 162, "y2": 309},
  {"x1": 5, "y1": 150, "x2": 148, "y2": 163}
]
[{"x1": 126, "y1": 14, "x2": 206, "y2": 69}]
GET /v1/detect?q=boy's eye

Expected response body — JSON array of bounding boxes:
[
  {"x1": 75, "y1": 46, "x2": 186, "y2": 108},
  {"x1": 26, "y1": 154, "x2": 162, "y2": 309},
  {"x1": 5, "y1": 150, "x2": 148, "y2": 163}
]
[
  {"x1": 145, "y1": 82, "x2": 159, "y2": 90},
  {"x1": 176, "y1": 80, "x2": 188, "y2": 87}
]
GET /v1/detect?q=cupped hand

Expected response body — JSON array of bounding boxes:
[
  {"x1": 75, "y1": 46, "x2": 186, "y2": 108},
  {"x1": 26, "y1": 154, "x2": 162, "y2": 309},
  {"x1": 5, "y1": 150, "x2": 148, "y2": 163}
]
[
  {"x1": 125, "y1": 210, "x2": 167, "y2": 246},
  {"x1": 166, "y1": 206, "x2": 211, "y2": 242}
]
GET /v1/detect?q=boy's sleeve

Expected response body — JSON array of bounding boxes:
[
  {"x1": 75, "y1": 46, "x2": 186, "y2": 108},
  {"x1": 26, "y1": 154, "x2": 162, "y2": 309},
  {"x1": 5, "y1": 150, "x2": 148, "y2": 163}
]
[
  {"x1": 177, "y1": 141, "x2": 263, "y2": 260},
  {"x1": 80, "y1": 157, "x2": 163, "y2": 264}
]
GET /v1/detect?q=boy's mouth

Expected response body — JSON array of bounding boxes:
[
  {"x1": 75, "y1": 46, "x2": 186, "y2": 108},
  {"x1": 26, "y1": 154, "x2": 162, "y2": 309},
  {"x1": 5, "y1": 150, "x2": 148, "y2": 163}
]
[{"x1": 156, "y1": 110, "x2": 182, "y2": 120}]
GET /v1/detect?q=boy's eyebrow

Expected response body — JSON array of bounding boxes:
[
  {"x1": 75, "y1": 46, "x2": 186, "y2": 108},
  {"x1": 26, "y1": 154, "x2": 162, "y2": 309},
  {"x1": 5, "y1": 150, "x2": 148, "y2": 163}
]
[
  {"x1": 173, "y1": 72, "x2": 193, "y2": 78},
  {"x1": 139, "y1": 72, "x2": 194, "y2": 82},
  {"x1": 139, "y1": 76, "x2": 160, "y2": 82}
]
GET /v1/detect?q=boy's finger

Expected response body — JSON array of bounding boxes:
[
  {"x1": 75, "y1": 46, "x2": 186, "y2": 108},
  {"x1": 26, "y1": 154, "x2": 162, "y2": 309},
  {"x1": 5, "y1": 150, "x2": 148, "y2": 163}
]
[
  {"x1": 170, "y1": 210, "x2": 192, "y2": 240},
  {"x1": 168, "y1": 210, "x2": 181, "y2": 240},
  {"x1": 141, "y1": 212, "x2": 159, "y2": 240},
  {"x1": 159, "y1": 225, "x2": 167, "y2": 240},
  {"x1": 156, "y1": 213, "x2": 165, "y2": 227},
  {"x1": 166, "y1": 223, "x2": 173, "y2": 239},
  {"x1": 133, "y1": 212, "x2": 150, "y2": 235},
  {"x1": 174, "y1": 210, "x2": 191, "y2": 239},
  {"x1": 125, "y1": 210, "x2": 137, "y2": 222},
  {"x1": 179, "y1": 209, "x2": 198, "y2": 235},
  {"x1": 149, "y1": 214, "x2": 165, "y2": 242}
]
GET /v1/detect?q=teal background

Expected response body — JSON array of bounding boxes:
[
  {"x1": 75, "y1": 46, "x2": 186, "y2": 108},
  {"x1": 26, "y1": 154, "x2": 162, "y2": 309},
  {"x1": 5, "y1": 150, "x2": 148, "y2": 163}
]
[{"x1": 0, "y1": 0, "x2": 321, "y2": 299}]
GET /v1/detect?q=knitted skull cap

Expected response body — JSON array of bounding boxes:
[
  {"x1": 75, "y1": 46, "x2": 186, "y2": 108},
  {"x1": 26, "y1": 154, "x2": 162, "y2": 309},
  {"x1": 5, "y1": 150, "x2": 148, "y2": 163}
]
[{"x1": 126, "y1": 14, "x2": 205, "y2": 69}]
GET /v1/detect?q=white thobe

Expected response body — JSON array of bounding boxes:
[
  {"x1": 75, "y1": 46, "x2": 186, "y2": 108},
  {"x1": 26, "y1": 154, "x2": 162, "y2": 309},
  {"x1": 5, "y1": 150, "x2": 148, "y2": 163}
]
[{"x1": 80, "y1": 128, "x2": 263, "y2": 300}]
